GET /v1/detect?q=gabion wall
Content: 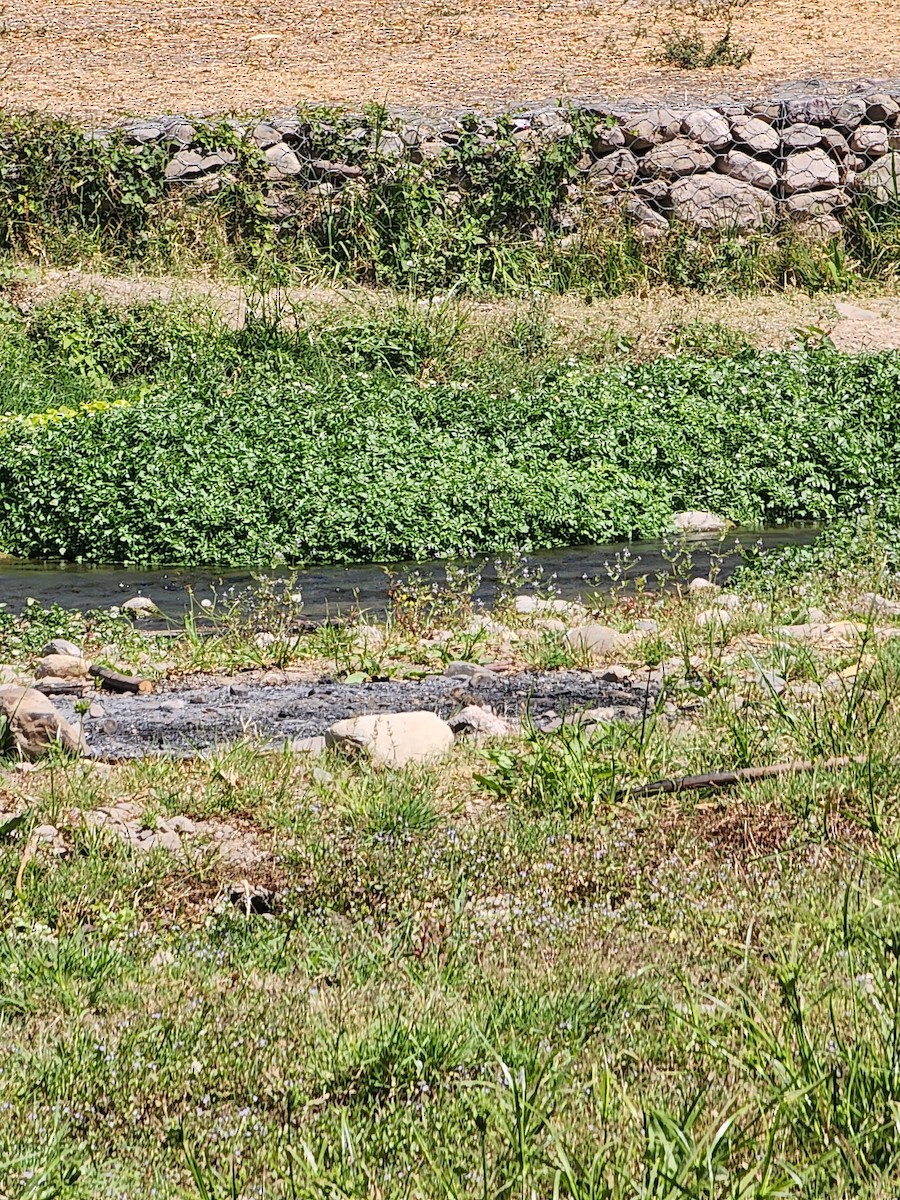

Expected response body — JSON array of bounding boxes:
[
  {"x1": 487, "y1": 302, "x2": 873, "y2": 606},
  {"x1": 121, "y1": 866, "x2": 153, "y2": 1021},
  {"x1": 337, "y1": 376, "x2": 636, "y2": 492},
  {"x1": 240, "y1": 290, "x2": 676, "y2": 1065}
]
[{"x1": 95, "y1": 80, "x2": 900, "y2": 239}]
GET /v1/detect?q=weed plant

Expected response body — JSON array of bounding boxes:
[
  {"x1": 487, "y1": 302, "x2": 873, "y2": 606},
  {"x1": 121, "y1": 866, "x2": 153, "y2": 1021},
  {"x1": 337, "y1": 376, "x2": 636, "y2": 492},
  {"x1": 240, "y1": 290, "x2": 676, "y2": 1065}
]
[{"x1": 656, "y1": 24, "x2": 753, "y2": 69}]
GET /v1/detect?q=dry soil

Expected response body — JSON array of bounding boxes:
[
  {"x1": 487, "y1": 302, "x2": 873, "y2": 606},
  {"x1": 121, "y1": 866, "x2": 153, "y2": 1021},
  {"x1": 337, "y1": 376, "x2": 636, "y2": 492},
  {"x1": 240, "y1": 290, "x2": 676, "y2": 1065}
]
[{"x1": 9, "y1": 0, "x2": 900, "y2": 120}]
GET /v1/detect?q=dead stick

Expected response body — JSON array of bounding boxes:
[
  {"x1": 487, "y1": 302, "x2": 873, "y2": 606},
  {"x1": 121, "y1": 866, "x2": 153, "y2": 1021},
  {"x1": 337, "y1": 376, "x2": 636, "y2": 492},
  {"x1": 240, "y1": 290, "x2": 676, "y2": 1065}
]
[
  {"x1": 89, "y1": 665, "x2": 153, "y2": 695},
  {"x1": 34, "y1": 679, "x2": 90, "y2": 697},
  {"x1": 616, "y1": 755, "x2": 863, "y2": 802},
  {"x1": 14, "y1": 833, "x2": 37, "y2": 895}
]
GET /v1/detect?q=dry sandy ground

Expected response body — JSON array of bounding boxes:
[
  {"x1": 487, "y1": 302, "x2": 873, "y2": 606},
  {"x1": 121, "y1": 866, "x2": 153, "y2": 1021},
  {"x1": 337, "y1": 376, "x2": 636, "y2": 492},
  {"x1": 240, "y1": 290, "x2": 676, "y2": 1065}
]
[
  {"x1": 19, "y1": 266, "x2": 900, "y2": 352},
  {"x1": 7, "y1": 0, "x2": 900, "y2": 120}
]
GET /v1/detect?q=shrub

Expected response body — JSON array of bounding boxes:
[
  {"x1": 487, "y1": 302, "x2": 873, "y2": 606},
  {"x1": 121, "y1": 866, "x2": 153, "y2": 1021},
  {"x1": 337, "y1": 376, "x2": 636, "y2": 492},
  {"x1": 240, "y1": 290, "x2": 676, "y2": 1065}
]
[
  {"x1": 657, "y1": 25, "x2": 753, "y2": 69},
  {"x1": 4, "y1": 304, "x2": 900, "y2": 566}
]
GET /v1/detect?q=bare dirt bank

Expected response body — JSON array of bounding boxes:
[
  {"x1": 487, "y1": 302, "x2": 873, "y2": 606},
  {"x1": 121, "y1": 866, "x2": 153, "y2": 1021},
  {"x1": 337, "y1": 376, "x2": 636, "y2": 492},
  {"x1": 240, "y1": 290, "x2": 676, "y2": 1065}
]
[{"x1": 9, "y1": 1, "x2": 900, "y2": 119}]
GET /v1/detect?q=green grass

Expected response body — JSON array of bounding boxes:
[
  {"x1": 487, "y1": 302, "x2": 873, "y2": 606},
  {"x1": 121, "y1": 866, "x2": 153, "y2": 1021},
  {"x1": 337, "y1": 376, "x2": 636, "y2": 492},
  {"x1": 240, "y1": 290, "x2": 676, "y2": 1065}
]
[
  {"x1": 2, "y1": 293, "x2": 900, "y2": 566},
  {"x1": 4, "y1": 576, "x2": 900, "y2": 1196}
]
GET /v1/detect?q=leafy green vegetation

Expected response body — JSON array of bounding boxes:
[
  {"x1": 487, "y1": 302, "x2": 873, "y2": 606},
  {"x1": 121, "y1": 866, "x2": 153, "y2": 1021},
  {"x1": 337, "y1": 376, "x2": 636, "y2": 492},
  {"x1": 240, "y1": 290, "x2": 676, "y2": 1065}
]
[
  {"x1": 656, "y1": 24, "x2": 753, "y2": 69},
  {"x1": 1, "y1": 294, "x2": 900, "y2": 566}
]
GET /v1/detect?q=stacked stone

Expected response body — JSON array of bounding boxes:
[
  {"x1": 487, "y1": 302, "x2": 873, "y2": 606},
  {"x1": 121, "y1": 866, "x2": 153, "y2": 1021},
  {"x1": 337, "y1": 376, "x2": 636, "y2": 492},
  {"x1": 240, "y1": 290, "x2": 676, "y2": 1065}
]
[
  {"x1": 577, "y1": 91, "x2": 900, "y2": 238},
  {"x1": 104, "y1": 84, "x2": 900, "y2": 239}
]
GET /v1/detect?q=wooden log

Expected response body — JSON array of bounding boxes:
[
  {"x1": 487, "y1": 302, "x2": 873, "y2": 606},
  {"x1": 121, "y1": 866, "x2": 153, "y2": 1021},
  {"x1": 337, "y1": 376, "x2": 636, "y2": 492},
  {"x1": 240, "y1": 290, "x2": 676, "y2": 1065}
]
[
  {"x1": 89, "y1": 665, "x2": 153, "y2": 695},
  {"x1": 34, "y1": 678, "x2": 90, "y2": 697},
  {"x1": 615, "y1": 755, "x2": 861, "y2": 802}
]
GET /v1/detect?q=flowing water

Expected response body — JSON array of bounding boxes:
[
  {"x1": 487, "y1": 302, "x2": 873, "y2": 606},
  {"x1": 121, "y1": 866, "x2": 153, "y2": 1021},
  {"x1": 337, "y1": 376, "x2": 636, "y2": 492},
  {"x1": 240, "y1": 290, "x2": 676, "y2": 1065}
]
[{"x1": 0, "y1": 525, "x2": 817, "y2": 620}]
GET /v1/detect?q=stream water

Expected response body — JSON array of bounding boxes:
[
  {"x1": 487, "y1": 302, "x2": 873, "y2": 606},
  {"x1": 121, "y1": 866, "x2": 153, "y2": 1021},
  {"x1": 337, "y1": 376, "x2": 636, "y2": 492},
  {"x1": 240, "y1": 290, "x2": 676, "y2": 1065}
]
[{"x1": 0, "y1": 526, "x2": 817, "y2": 621}]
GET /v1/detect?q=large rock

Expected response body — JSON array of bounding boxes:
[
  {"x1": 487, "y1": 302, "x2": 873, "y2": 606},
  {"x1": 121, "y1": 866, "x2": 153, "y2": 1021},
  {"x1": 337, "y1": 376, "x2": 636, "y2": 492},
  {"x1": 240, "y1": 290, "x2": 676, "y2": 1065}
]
[
  {"x1": 782, "y1": 97, "x2": 832, "y2": 126},
  {"x1": 164, "y1": 149, "x2": 237, "y2": 181},
  {"x1": 565, "y1": 624, "x2": 633, "y2": 656},
  {"x1": 634, "y1": 178, "x2": 670, "y2": 203},
  {"x1": 622, "y1": 108, "x2": 682, "y2": 150},
  {"x1": 41, "y1": 638, "x2": 83, "y2": 658},
  {"x1": 673, "y1": 510, "x2": 730, "y2": 534},
  {"x1": 781, "y1": 150, "x2": 840, "y2": 194},
  {"x1": 264, "y1": 142, "x2": 303, "y2": 178},
  {"x1": 820, "y1": 128, "x2": 852, "y2": 159},
  {"x1": 251, "y1": 121, "x2": 283, "y2": 149},
  {"x1": 680, "y1": 109, "x2": 731, "y2": 150},
  {"x1": 325, "y1": 711, "x2": 454, "y2": 767},
  {"x1": 34, "y1": 654, "x2": 91, "y2": 680},
  {"x1": 785, "y1": 188, "x2": 847, "y2": 218},
  {"x1": 729, "y1": 115, "x2": 779, "y2": 154},
  {"x1": 591, "y1": 122, "x2": 625, "y2": 153},
  {"x1": 716, "y1": 150, "x2": 776, "y2": 191},
  {"x1": 123, "y1": 120, "x2": 166, "y2": 144},
  {"x1": 122, "y1": 596, "x2": 160, "y2": 618},
  {"x1": 830, "y1": 97, "x2": 867, "y2": 130},
  {"x1": 747, "y1": 102, "x2": 780, "y2": 124},
  {"x1": 0, "y1": 687, "x2": 83, "y2": 759},
  {"x1": 587, "y1": 148, "x2": 638, "y2": 187},
  {"x1": 781, "y1": 123, "x2": 822, "y2": 151},
  {"x1": 852, "y1": 592, "x2": 900, "y2": 617},
  {"x1": 855, "y1": 153, "x2": 900, "y2": 202},
  {"x1": 641, "y1": 138, "x2": 714, "y2": 180},
  {"x1": 670, "y1": 175, "x2": 775, "y2": 231},
  {"x1": 866, "y1": 94, "x2": 900, "y2": 123},
  {"x1": 448, "y1": 706, "x2": 514, "y2": 740},
  {"x1": 627, "y1": 197, "x2": 670, "y2": 238},
  {"x1": 850, "y1": 124, "x2": 891, "y2": 157}
]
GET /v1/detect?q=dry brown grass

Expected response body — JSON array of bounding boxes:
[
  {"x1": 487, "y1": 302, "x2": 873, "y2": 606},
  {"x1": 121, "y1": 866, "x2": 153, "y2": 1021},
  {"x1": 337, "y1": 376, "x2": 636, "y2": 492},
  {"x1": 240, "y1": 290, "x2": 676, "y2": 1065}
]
[{"x1": 6, "y1": 0, "x2": 900, "y2": 120}]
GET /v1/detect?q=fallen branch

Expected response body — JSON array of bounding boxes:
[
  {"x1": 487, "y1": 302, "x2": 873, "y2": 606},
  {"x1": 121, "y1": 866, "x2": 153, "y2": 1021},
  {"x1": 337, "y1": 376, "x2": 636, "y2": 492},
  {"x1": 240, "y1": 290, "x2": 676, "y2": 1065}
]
[
  {"x1": 89, "y1": 665, "x2": 153, "y2": 695},
  {"x1": 34, "y1": 679, "x2": 90, "y2": 697},
  {"x1": 616, "y1": 755, "x2": 863, "y2": 802}
]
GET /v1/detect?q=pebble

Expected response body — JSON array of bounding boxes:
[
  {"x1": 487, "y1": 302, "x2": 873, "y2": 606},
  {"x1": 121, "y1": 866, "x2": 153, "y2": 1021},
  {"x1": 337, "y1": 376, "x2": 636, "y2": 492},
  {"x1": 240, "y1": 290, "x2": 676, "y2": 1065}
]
[
  {"x1": 755, "y1": 669, "x2": 787, "y2": 695},
  {"x1": 444, "y1": 661, "x2": 491, "y2": 680},
  {"x1": 713, "y1": 593, "x2": 741, "y2": 611},
  {"x1": 634, "y1": 619, "x2": 660, "y2": 633},
  {"x1": 580, "y1": 706, "x2": 619, "y2": 724},
  {"x1": 166, "y1": 815, "x2": 196, "y2": 834},
  {"x1": 596, "y1": 665, "x2": 632, "y2": 684},
  {"x1": 288, "y1": 735, "x2": 327, "y2": 754},
  {"x1": 122, "y1": 596, "x2": 159, "y2": 617},
  {"x1": 41, "y1": 639, "x2": 82, "y2": 658},
  {"x1": 88, "y1": 702, "x2": 105, "y2": 718},
  {"x1": 695, "y1": 608, "x2": 733, "y2": 627},
  {"x1": 532, "y1": 617, "x2": 568, "y2": 633}
]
